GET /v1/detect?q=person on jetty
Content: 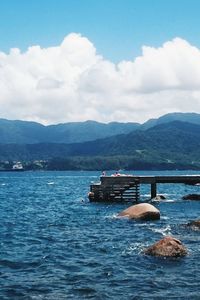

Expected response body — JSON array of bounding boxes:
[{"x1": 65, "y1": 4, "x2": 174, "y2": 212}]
[
  {"x1": 101, "y1": 171, "x2": 106, "y2": 176},
  {"x1": 112, "y1": 171, "x2": 122, "y2": 176},
  {"x1": 111, "y1": 171, "x2": 133, "y2": 177}
]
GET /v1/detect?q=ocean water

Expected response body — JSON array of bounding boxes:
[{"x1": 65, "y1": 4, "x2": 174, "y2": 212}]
[{"x1": 0, "y1": 170, "x2": 200, "y2": 300}]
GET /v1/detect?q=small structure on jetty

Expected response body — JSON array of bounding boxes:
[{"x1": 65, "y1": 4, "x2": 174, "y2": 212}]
[{"x1": 89, "y1": 175, "x2": 200, "y2": 202}]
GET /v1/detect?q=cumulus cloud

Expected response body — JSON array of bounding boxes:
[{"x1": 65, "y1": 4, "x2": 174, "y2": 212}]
[{"x1": 0, "y1": 33, "x2": 200, "y2": 124}]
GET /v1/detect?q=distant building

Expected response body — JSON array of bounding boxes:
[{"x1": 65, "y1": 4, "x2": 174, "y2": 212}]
[{"x1": 12, "y1": 162, "x2": 24, "y2": 170}]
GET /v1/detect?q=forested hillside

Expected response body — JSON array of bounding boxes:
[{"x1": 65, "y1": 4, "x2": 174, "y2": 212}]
[{"x1": 0, "y1": 120, "x2": 200, "y2": 170}]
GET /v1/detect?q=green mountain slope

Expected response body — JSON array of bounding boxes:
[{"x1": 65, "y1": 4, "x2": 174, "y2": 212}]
[
  {"x1": 0, "y1": 121, "x2": 200, "y2": 170},
  {"x1": 0, "y1": 119, "x2": 139, "y2": 144},
  {"x1": 141, "y1": 112, "x2": 200, "y2": 129},
  {"x1": 1, "y1": 112, "x2": 200, "y2": 144}
]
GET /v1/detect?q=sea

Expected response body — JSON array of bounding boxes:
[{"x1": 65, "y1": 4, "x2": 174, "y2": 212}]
[{"x1": 0, "y1": 170, "x2": 200, "y2": 300}]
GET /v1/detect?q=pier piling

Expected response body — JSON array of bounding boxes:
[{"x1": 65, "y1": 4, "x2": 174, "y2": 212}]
[{"x1": 151, "y1": 182, "x2": 157, "y2": 199}]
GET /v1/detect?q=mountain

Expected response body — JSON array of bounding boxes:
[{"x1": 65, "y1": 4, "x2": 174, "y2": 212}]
[
  {"x1": 0, "y1": 112, "x2": 200, "y2": 144},
  {"x1": 141, "y1": 112, "x2": 200, "y2": 129},
  {"x1": 65, "y1": 121, "x2": 200, "y2": 158},
  {"x1": 0, "y1": 119, "x2": 45, "y2": 144},
  {"x1": 0, "y1": 119, "x2": 139, "y2": 144},
  {"x1": 0, "y1": 113, "x2": 200, "y2": 170},
  {"x1": 45, "y1": 120, "x2": 140, "y2": 143},
  {"x1": 0, "y1": 121, "x2": 200, "y2": 170}
]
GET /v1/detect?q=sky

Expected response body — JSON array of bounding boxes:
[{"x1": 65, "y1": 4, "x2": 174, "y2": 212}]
[{"x1": 0, "y1": 0, "x2": 200, "y2": 124}]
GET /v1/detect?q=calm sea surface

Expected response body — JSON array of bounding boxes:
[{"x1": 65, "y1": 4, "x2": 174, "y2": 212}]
[{"x1": 0, "y1": 170, "x2": 200, "y2": 299}]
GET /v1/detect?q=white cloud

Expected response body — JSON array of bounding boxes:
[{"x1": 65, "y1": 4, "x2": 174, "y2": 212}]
[{"x1": 0, "y1": 33, "x2": 200, "y2": 124}]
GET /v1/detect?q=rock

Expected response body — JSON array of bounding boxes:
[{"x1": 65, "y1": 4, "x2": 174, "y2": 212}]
[
  {"x1": 182, "y1": 194, "x2": 200, "y2": 200},
  {"x1": 118, "y1": 203, "x2": 160, "y2": 220},
  {"x1": 187, "y1": 220, "x2": 200, "y2": 229},
  {"x1": 152, "y1": 195, "x2": 166, "y2": 201},
  {"x1": 144, "y1": 236, "x2": 187, "y2": 257},
  {"x1": 88, "y1": 192, "x2": 94, "y2": 200}
]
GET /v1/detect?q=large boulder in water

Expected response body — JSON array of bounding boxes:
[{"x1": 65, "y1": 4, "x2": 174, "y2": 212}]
[
  {"x1": 118, "y1": 203, "x2": 160, "y2": 220},
  {"x1": 144, "y1": 236, "x2": 187, "y2": 257},
  {"x1": 182, "y1": 194, "x2": 200, "y2": 200}
]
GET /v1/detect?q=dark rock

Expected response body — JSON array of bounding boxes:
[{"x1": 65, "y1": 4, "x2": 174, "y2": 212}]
[
  {"x1": 144, "y1": 236, "x2": 187, "y2": 257},
  {"x1": 187, "y1": 220, "x2": 200, "y2": 229},
  {"x1": 152, "y1": 195, "x2": 166, "y2": 201},
  {"x1": 182, "y1": 194, "x2": 200, "y2": 200},
  {"x1": 118, "y1": 203, "x2": 160, "y2": 220},
  {"x1": 88, "y1": 192, "x2": 94, "y2": 200}
]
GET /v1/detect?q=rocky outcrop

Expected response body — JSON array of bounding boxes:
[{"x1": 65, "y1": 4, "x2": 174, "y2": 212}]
[
  {"x1": 182, "y1": 194, "x2": 200, "y2": 200},
  {"x1": 144, "y1": 236, "x2": 187, "y2": 257},
  {"x1": 118, "y1": 203, "x2": 160, "y2": 220}
]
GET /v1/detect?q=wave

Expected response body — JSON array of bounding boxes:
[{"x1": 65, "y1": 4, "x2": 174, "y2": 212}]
[
  {"x1": 122, "y1": 242, "x2": 146, "y2": 255},
  {"x1": 152, "y1": 225, "x2": 172, "y2": 236},
  {"x1": 0, "y1": 258, "x2": 43, "y2": 270}
]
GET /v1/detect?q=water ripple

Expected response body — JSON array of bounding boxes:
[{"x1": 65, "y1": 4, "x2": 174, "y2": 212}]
[{"x1": 0, "y1": 170, "x2": 200, "y2": 299}]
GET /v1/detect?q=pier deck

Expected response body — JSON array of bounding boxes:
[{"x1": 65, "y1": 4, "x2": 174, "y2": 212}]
[{"x1": 89, "y1": 175, "x2": 200, "y2": 202}]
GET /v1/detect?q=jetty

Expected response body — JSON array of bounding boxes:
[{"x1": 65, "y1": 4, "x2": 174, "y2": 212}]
[{"x1": 88, "y1": 175, "x2": 200, "y2": 202}]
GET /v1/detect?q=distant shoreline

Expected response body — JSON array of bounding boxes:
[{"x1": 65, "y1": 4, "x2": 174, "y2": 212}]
[
  {"x1": 0, "y1": 169, "x2": 24, "y2": 172},
  {"x1": 0, "y1": 167, "x2": 200, "y2": 172}
]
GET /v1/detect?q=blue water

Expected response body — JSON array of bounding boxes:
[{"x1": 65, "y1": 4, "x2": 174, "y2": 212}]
[{"x1": 0, "y1": 170, "x2": 200, "y2": 299}]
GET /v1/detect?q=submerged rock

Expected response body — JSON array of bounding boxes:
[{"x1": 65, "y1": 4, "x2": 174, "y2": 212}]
[
  {"x1": 187, "y1": 220, "x2": 200, "y2": 229},
  {"x1": 144, "y1": 236, "x2": 187, "y2": 257},
  {"x1": 182, "y1": 194, "x2": 200, "y2": 200},
  {"x1": 151, "y1": 195, "x2": 166, "y2": 201},
  {"x1": 118, "y1": 203, "x2": 160, "y2": 220}
]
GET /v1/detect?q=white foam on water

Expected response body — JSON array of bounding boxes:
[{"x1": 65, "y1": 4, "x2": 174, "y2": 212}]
[
  {"x1": 163, "y1": 199, "x2": 176, "y2": 202},
  {"x1": 142, "y1": 194, "x2": 151, "y2": 197},
  {"x1": 47, "y1": 182, "x2": 55, "y2": 185},
  {"x1": 152, "y1": 224, "x2": 172, "y2": 236},
  {"x1": 122, "y1": 242, "x2": 145, "y2": 255},
  {"x1": 151, "y1": 196, "x2": 176, "y2": 202},
  {"x1": 137, "y1": 223, "x2": 149, "y2": 227},
  {"x1": 105, "y1": 213, "x2": 127, "y2": 220},
  {"x1": 161, "y1": 216, "x2": 170, "y2": 220}
]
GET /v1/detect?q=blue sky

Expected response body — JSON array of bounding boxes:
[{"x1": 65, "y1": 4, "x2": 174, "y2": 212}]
[
  {"x1": 0, "y1": 0, "x2": 200, "y2": 124},
  {"x1": 0, "y1": 0, "x2": 200, "y2": 62}
]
